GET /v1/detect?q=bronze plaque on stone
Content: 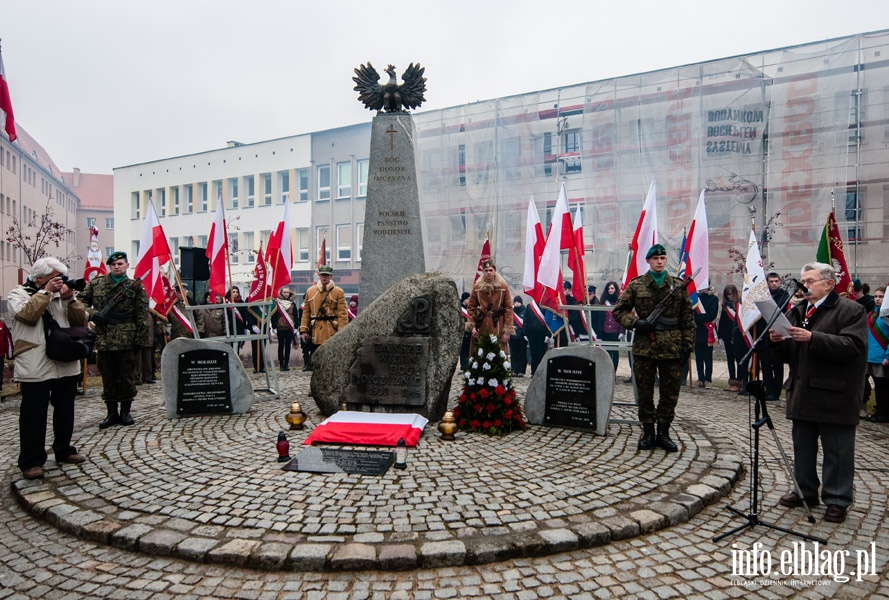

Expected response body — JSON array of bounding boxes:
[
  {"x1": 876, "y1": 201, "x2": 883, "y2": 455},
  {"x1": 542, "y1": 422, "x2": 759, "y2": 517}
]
[
  {"x1": 344, "y1": 336, "x2": 428, "y2": 406},
  {"x1": 544, "y1": 355, "x2": 596, "y2": 429}
]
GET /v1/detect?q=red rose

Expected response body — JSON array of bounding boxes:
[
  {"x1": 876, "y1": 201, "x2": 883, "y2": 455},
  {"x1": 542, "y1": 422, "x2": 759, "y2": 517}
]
[
  {"x1": 493, "y1": 419, "x2": 502, "y2": 427},
  {"x1": 470, "y1": 420, "x2": 480, "y2": 429},
  {"x1": 458, "y1": 418, "x2": 466, "y2": 426},
  {"x1": 470, "y1": 393, "x2": 476, "y2": 400},
  {"x1": 479, "y1": 388, "x2": 490, "y2": 399},
  {"x1": 474, "y1": 404, "x2": 482, "y2": 413},
  {"x1": 495, "y1": 385, "x2": 506, "y2": 396},
  {"x1": 483, "y1": 421, "x2": 491, "y2": 429},
  {"x1": 505, "y1": 409, "x2": 513, "y2": 419},
  {"x1": 457, "y1": 395, "x2": 466, "y2": 404},
  {"x1": 504, "y1": 397, "x2": 512, "y2": 406}
]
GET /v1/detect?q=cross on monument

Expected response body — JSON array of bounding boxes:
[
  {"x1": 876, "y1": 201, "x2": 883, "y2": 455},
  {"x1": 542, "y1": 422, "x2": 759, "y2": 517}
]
[{"x1": 386, "y1": 124, "x2": 397, "y2": 150}]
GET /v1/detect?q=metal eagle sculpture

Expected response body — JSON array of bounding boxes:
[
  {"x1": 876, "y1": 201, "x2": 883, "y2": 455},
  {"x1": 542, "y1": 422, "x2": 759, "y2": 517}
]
[{"x1": 353, "y1": 62, "x2": 427, "y2": 113}]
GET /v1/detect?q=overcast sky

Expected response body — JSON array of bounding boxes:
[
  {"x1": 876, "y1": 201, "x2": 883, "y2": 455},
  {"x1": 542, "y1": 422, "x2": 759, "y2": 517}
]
[{"x1": 2, "y1": 0, "x2": 887, "y2": 174}]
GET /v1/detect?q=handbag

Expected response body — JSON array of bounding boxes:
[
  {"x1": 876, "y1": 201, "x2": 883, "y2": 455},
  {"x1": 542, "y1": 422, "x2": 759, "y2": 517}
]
[{"x1": 42, "y1": 310, "x2": 96, "y2": 362}]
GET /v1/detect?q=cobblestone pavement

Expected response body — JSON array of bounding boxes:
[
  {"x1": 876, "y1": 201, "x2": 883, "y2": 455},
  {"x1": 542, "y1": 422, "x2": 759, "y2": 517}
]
[{"x1": 0, "y1": 357, "x2": 888, "y2": 599}]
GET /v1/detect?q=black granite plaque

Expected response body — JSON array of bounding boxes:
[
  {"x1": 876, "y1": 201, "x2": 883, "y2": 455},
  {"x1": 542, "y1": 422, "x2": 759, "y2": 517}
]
[
  {"x1": 543, "y1": 355, "x2": 596, "y2": 429},
  {"x1": 344, "y1": 336, "x2": 428, "y2": 407},
  {"x1": 283, "y1": 447, "x2": 395, "y2": 475},
  {"x1": 177, "y1": 348, "x2": 232, "y2": 415}
]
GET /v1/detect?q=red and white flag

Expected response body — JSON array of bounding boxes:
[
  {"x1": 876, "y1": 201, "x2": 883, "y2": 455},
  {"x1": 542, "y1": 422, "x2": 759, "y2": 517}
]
[
  {"x1": 83, "y1": 225, "x2": 107, "y2": 283},
  {"x1": 682, "y1": 190, "x2": 710, "y2": 312},
  {"x1": 205, "y1": 195, "x2": 228, "y2": 303},
  {"x1": 473, "y1": 233, "x2": 492, "y2": 283},
  {"x1": 522, "y1": 196, "x2": 545, "y2": 304},
  {"x1": 248, "y1": 241, "x2": 271, "y2": 302},
  {"x1": 303, "y1": 411, "x2": 429, "y2": 447},
  {"x1": 317, "y1": 238, "x2": 327, "y2": 268},
  {"x1": 622, "y1": 177, "x2": 659, "y2": 288},
  {"x1": 537, "y1": 182, "x2": 573, "y2": 293},
  {"x1": 133, "y1": 200, "x2": 172, "y2": 311},
  {"x1": 568, "y1": 206, "x2": 587, "y2": 303},
  {"x1": 265, "y1": 202, "x2": 293, "y2": 297},
  {"x1": 0, "y1": 47, "x2": 16, "y2": 143},
  {"x1": 157, "y1": 273, "x2": 178, "y2": 320}
]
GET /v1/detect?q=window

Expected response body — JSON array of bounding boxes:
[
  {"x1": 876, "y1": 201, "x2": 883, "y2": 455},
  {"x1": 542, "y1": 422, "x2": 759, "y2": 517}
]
[
  {"x1": 540, "y1": 132, "x2": 554, "y2": 177},
  {"x1": 132, "y1": 192, "x2": 141, "y2": 220},
  {"x1": 182, "y1": 185, "x2": 193, "y2": 215},
  {"x1": 244, "y1": 232, "x2": 255, "y2": 262},
  {"x1": 501, "y1": 138, "x2": 522, "y2": 180},
  {"x1": 157, "y1": 188, "x2": 166, "y2": 216},
  {"x1": 197, "y1": 235, "x2": 207, "y2": 249},
  {"x1": 457, "y1": 144, "x2": 466, "y2": 186},
  {"x1": 262, "y1": 173, "x2": 272, "y2": 206},
  {"x1": 171, "y1": 186, "x2": 180, "y2": 216},
  {"x1": 198, "y1": 182, "x2": 208, "y2": 212},
  {"x1": 105, "y1": 218, "x2": 114, "y2": 229},
  {"x1": 227, "y1": 177, "x2": 239, "y2": 209},
  {"x1": 245, "y1": 175, "x2": 255, "y2": 208},
  {"x1": 297, "y1": 228, "x2": 309, "y2": 261},
  {"x1": 170, "y1": 237, "x2": 179, "y2": 265},
  {"x1": 228, "y1": 233, "x2": 239, "y2": 263},
  {"x1": 834, "y1": 90, "x2": 865, "y2": 146},
  {"x1": 336, "y1": 224, "x2": 352, "y2": 260},
  {"x1": 845, "y1": 187, "x2": 862, "y2": 242},
  {"x1": 317, "y1": 165, "x2": 330, "y2": 200},
  {"x1": 358, "y1": 160, "x2": 369, "y2": 196},
  {"x1": 315, "y1": 226, "x2": 330, "y2": 262},
  {"x1": 278, "y1": 170, "x2": 290, "y2": 204},
  {"x1": 356, "y1": 223, "x2": 364, "y2": 261},
  {"x1": 337, "y1": 162, "x2": 352, "y2": 198},
  {"x1": 105, "y1": 246, "x2": 114, "y2": 258},
  {"x1": 562, "y1": 129, "x2": 582, "y2": 174},
  {"x1": 297, "y1": 168, "x2": 309, "y2": 202},
  {"x1": 86, "y1": 217, "x2": 96, "y2": 228}
]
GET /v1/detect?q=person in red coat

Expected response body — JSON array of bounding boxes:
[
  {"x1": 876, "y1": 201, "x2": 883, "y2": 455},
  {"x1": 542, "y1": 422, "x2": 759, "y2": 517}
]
[{"x1": 769, "y1": 261, "x2": 867, "y2": 523}]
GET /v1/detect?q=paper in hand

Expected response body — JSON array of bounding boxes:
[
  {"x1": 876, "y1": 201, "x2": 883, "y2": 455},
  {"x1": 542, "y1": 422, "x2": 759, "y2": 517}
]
[{"x1": 755, "y1": 297, "x2": 793, "y2": 338}]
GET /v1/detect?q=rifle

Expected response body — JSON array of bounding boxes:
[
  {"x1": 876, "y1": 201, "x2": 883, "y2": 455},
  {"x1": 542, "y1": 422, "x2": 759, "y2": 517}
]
[
  {"x1": 91, "y1": 272, "x2": 150, "y2": 326},
  {"x1": 643, "y1": 267, "x2": 701, "y2": 340}
]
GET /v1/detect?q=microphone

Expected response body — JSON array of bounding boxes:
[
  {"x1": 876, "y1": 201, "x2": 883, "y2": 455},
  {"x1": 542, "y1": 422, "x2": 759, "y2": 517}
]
[{"x1": 792, "y1": 279, "x2": 810, "y2": 296}]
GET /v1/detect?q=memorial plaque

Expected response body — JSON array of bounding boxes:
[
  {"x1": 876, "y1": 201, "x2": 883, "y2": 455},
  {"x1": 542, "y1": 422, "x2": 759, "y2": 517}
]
[
  {"x1": 177, "y1": 348, "x2": 232, "y2": 415},
  {"x1": 284, "y1": 447, "x2": 395, "y2": 475},
  {"x1": 544, "y1": 355, "x2": 596, "y2": 429},
  {"x1": 344, "y1": 336, "x2": 429, "y2": 407}
]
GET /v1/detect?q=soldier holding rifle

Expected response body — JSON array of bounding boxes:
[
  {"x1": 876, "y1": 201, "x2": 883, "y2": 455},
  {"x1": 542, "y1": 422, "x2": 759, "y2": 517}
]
[
  {"x1": 299, "y1": 265, "x2": 347, "y2": 371},
  {"x1": 77, "y1": 252, "x2": 149, "y2": 429},
  {"x1": 613, "y1": 244, "x2": 695, "y2": 452}
]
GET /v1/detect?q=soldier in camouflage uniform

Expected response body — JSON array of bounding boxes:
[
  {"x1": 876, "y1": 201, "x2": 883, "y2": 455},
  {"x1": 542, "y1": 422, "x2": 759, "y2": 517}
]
[
  {"x1": 612, "y1": 244, "x2": 694, "y2": 452},
  {"x1": 77, "y1": 252, "x2": 149, "y2": 429}
]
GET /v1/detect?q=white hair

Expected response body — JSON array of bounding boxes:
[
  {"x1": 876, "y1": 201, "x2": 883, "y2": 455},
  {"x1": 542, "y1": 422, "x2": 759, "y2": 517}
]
[
  {"x1": 801, "y1": 261, "x2": 836, "y2": 283},
  {"x1": 30, "y1": 257, "x2": 68, "y2": 279}
]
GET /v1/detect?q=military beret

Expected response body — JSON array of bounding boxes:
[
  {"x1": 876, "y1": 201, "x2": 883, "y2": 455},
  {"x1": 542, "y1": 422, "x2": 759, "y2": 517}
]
[
  {"x1": 645, "y1": 244, "x2": 667, "y2": 259},
  {"x1": 106, "y1": 251, "x2": 127, "y2": 264}
]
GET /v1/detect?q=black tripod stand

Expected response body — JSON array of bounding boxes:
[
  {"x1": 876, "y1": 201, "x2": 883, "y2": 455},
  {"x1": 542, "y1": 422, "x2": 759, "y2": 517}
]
[{"x1": 713, "y1": 293, "x2": 827, "y2": 544}]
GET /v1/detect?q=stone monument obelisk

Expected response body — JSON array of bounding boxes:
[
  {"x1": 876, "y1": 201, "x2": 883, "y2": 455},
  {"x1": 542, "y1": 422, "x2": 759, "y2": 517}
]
[{"x1": 352, "y1": 62, "x2": 427, "y2": 308}]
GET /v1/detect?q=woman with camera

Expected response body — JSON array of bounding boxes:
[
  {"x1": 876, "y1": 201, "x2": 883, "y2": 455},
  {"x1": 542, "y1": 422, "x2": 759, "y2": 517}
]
[{"x1": 7, "y1": 257, "x2": 88, "y2": 480}]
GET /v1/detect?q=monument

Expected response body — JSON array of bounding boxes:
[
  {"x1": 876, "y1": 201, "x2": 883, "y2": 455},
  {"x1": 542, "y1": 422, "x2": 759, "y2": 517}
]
[
  {"x1": 160, "y1": 337, "x2": 255, "y2": 418},
  {"x1": 309, "y1": 272, "x2": 461, "y2": 421},
  {"x1": 353, "y1": 62, "x2": 427, "y2": 308},
  {"x1": 524, "y1": 345, "x2": 615, "y2": 436}
]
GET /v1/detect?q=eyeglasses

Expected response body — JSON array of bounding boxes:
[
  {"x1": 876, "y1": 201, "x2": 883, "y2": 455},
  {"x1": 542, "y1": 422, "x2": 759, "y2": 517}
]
[{"x1": 799, "y1": 278, "x2": 825, "y2": 286}]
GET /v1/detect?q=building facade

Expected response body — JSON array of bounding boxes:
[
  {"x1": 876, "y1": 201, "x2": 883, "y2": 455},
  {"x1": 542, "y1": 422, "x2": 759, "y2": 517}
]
[{"x1": 114, "y1": 30, "x2": 889, "y2": 299}]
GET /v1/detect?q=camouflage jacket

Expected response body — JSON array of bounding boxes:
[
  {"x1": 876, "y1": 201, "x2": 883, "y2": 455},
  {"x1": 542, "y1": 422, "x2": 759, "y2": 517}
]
[
  {"x1": 77, "y1": 274, "x2": 149, "y2": 351},
  {"x1": 611, "y1": 272, "x2": 695, "y2": 359}
]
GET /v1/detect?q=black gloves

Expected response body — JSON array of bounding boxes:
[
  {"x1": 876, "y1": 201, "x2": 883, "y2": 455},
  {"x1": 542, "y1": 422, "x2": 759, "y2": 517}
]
[
  {"x1": 90, "y1": 313, "x2": 108, "y2": 327},
  {"x1": 634, "y1": 319, "x2": 656, "y2": 334}
]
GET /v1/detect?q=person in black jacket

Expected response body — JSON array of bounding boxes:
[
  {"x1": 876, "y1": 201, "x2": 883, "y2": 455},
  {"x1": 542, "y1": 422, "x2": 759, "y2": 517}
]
[
  {"x1": 508, "y1": 296, "x2": 528, "y2": 377},
  {"x1": 718, "y1": 285, "x2": 743, "y2": 392},
  {"x1": 758, "y1": 272, "x2": 790, "y2": 400},
  {"x1": 692, "y1": 289, "x2": 719, "y2": 388}
]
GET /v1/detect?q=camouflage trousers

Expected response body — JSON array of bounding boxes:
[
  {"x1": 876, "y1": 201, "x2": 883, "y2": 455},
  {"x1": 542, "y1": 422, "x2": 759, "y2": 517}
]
[
  {"x1": 633, "y1": 355, "x2": 682, "y2": 425},
  {"x1": 98, "y1": 349, "x2": 138, "y2": 403}
]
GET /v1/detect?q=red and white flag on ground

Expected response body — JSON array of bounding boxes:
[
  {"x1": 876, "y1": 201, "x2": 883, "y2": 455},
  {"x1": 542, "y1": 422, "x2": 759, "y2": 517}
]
[
  {"x1": 522, "y1": 197, "x2": 545, "y2": 304},
  {"x1": 133, "y1": 200, "x2": 172, "y2": 311},
  {"x1": 265, "y1": 201, "x2": 293, "y2": 297},
  {"x1": 248, "y1": 241, "x2": 271, "y2": 302},
  {"x1": 739, "y1": 229, "x2": 769, "y2": 343},
  {"x1": 0, "y1": 47, "x2": 17, "y2": 143},
  {"x1": 622, "y1": 177, "x2": 659, "y2": 288},
  {"x1": 473, "y1": 233, "x2": 492, "y2": 284},
  {"x1": 83, "y1": 226, "x2": 107, "y2": 283},
  {"x1": 682, "y1": 190, "x2": 710, "y2": 313},
  {"x1": 303, "y1": 411, "x2": 429, "y2": 447},
  {"x1": 537, "y1": 182, "x2": 573, "y2": 293},
  {"x1": 205, "y1": 195, "x2": 228, "y2": 303},
  {"x1": 568, "y1": 206, "x2": 587, "y2": 303}
]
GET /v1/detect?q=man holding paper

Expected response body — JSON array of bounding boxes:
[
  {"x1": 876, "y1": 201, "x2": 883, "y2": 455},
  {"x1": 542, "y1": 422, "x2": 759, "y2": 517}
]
[{"x1": 768, "y1": 262, "x2": 867, "y2": 523}]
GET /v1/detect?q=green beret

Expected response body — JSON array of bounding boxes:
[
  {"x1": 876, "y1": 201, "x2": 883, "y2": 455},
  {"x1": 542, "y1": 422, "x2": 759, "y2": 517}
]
[
  {"x1": 106, "y1": 251, "x2": 128, "y2": 264},
  {"x1": 645, "y1": 244, "x2": 666, "y2": 259},
  {"x1": 318, "y1": 265, "x2": 334, "y2": 275}
]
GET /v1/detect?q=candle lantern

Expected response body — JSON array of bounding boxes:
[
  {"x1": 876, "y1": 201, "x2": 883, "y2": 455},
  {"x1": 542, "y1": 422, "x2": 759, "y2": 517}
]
[
  {"x1": 394, "y1": 438, "x2": 408, "y2": 470},
  {"x1": 276, "y1": 431, "x2": 291, "y2": 462}
]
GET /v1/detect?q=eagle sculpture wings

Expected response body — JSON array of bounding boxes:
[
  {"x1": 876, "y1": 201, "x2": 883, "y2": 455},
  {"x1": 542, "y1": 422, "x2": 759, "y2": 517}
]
[{"x1": 353, "y1": 62, "x2": 427, "y2": 113}]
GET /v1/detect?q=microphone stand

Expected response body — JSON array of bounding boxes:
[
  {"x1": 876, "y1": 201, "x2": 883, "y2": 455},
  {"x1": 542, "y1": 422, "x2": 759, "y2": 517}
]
[{"x1": 713, "y1": 286, "x2": 827, "y2": 544}]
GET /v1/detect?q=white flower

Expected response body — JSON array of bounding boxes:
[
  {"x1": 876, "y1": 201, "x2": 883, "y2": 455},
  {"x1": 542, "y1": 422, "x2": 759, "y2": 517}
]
[
  {"x1": 471, "y1": 361, "x2": 479, "y2": 370},
  {"x1": 488, "y1": 378, "x2": 499, "y2": 387},
  {"x1": 486, "y1": 352, "x2": 496, "y2": 361},
  {"x1": 499, "y1": 350, "x2": 507, "y2": 359},
  {"x1": 482, "y1": 363, "x2": 491, "y2": 371},
  {"x1": 489, "y1": 334, "x2": 498, "y2": 343},
  {"x1": 464, "y1": 371, "x2": 471, "y2": 380},
  {"x1": 477, "y1": 349, "x2": 484, "y2": 357},
  {"x1": 504, "y1": 361, "x2": 511, "y2": 370}
]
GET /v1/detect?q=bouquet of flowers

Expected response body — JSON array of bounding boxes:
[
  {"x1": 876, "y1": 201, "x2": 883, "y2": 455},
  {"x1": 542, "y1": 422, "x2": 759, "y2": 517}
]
[{"x1": 453, "y1": 333, "x2": 526, "y2": 436}]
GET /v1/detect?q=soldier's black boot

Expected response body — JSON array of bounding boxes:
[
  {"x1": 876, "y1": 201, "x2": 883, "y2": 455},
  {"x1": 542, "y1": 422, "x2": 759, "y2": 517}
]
[
  {"x1": 637, "y1": 423, "x2": 656, "y2": 450},
  {"x1": 119, "y1": 401, "x2": 135, "y2": 426},
  {"x1": 99, "y1": 402, "x2": 120, "y2": 429},
  {"x1": 655, "y1": 423, "x2": 678, "y2": 452}
]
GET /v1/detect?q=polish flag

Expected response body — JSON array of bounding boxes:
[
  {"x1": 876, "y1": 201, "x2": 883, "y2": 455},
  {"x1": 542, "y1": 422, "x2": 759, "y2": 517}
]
[
  {"x1": 473, "y1": 233, "x2": 492, "y2": 283},
  {"x1": 0, "y1": 48, "x2": 16, "y2": 143},
  {"x1": 248, "y1": 241, "x2": 271, "y2": 302},
  {"x1": 265, "y1": 201, "x2": 293, "y2": 297},
  {"x1": 303, "y1": 411, "x2": 429, "y2": 447},
  {"x1": 522, "y1": 197, "x2": 545, "y2": 303},
  {"x1": 205, "y1": 196, "x2": 227, "y2": 303},
  {"x1": 536, "y1": 182, "x2": 574, "y2": 293},
  {"x1": 568, "y1": 206, "x2": 587, "y2": 303},
  {"x1": 622, "y1": 177, "x2": 659, "y2": 288},
  {"x1": 133, "y1": 200, "x2": 172, "y2": 311},
  {"x1": 681, "y1": 190, "x2": 710, "y2": 312}
]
